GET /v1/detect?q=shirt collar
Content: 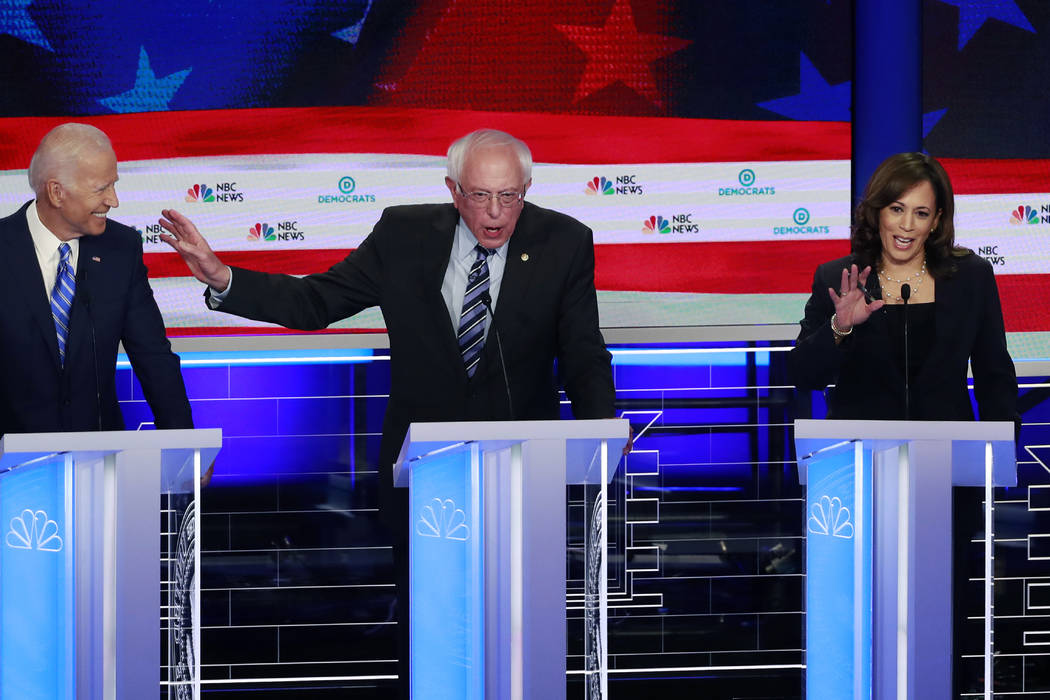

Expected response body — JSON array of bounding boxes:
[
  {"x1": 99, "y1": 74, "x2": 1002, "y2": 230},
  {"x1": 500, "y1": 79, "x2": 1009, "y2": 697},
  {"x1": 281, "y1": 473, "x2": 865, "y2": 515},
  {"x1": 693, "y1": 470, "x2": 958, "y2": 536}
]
[{"x1": 27, "y1": 200, "x2": 78, "y2": 259}]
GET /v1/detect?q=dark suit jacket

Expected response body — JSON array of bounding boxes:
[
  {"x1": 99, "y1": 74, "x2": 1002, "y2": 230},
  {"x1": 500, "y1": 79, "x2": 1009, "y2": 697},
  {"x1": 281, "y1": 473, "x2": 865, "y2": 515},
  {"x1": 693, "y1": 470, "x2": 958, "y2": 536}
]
[
  {"x1": 214, "y1": 202, "x2": 616, "y2": 517},
  {"x1": 789, "y1": 252, "x2": 1017, "y2": 421},
  {"x1": 0, "y1": 202, "x2": 193, "y2": 434}
]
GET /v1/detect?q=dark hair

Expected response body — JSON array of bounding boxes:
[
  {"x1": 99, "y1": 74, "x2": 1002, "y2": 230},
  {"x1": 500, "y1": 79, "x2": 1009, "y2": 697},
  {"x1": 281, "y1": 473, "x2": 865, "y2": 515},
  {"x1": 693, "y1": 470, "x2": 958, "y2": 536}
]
[{"x1": 851, "y1": 152, "x2": 970, "y2": 278}]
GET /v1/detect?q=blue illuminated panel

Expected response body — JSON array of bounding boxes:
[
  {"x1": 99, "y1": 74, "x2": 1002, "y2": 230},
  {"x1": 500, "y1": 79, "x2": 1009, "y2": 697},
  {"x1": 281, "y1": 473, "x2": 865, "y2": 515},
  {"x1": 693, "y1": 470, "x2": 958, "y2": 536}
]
[
  {"x1": 410, "y1": 446, "x2": 483, "y2": 699},
  {"x1": 805, "y1": 447, "x2": 872, "y2": 699},
  {"x1": 0, "y1": 456, "x2": 75, "y2": 699}
]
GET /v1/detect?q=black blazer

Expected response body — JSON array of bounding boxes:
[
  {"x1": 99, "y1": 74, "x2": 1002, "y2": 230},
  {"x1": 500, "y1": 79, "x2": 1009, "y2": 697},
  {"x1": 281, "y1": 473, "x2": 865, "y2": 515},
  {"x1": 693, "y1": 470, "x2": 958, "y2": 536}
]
[
  {"x1": 214, "y1": 202, "x2": 616, "y2": 497},
  {"x1": 0, "y1": 202, "x2": 193, "y2": 434},
  {"x1": 789, "y1": 253, "x2": 1017, "y2": 422}
]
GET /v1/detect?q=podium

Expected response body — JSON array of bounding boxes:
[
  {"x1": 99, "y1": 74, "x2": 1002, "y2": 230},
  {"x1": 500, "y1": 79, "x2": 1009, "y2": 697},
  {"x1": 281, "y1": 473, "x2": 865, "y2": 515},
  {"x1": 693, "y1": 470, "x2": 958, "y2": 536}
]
[
  {"x1": 794, "y1": 419, "x2": 1016, "y2": 700},
  {"x1": 0, "y1": 429, "x2": 221, "y2": 700},
  {"x1": 395, "y1": 418, "x2": 629, "y2": 700}
]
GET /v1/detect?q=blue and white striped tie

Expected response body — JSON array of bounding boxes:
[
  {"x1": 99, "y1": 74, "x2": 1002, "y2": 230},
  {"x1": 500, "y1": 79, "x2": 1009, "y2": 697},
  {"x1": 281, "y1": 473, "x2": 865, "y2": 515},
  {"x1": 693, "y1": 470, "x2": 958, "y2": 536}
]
[
  {"x1": 50, "y1": 242, "x2": 75, "y2": 366},
  {"x1": 458, "y1": 245, "x2": 494, "y2": 378}
]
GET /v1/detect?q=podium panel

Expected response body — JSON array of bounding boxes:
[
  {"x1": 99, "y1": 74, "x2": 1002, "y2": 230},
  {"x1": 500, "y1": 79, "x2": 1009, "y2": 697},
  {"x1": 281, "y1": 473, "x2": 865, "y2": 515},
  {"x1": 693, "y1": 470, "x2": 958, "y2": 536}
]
[
  {"x1": 396, "y1": 419, "x2": 629, "y2": 700},
  {"x1": 795, "y1": 419, "x2": 1015, "y2": 700},
  {"x1": 0, "y1": 429, "x2": 221, "y2": 700}
]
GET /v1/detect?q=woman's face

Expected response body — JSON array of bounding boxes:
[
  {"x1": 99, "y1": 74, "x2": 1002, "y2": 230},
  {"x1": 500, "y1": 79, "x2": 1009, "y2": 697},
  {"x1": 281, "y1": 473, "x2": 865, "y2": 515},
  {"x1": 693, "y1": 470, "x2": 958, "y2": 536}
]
[{"x1": 878, "y1": 179, "x2": 941, "y2": 268}]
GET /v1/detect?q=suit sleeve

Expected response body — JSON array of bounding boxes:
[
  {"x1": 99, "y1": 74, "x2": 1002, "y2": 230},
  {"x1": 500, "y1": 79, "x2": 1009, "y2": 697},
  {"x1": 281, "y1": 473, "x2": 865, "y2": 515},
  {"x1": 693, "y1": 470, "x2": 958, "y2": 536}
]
[
  {"x1": 122, "y1": 238, "x2": 193, "y2": 429},
  {"x1": 556, "y1": 227, "x2": 615, "y2": 419},
  {"x1": 214, "y1": 215, "x2": 386, "y2": 330},
  {"x1": 969, "y1": 259, "x2": 1018, "y2": 422},
  {"x1": 789, "y1": 263, "x2": 847, "y2": 390}
]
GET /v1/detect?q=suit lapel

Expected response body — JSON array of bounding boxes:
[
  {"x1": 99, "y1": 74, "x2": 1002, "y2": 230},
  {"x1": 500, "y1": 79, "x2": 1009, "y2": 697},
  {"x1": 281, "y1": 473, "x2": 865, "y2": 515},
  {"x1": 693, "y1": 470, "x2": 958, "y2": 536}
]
[
  {"x1": 419, "y1": 207, "x2": 463, "y2": 374},
  {"x1": 3, "y1": 206, "x2": 62, "y2": 369},
  {"x1": 482, "y1": 204, "x2": 540, "y2": 365}
]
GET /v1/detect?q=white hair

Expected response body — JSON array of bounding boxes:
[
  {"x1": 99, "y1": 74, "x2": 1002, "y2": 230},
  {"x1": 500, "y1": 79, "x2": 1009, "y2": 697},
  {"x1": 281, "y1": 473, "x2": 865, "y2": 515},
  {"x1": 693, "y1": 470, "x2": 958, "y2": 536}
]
[
  {"x1": 446, "y1": 129, "x2": 532, "y2": 183},
  {"x1": 28, "y1": 123, "x2": 114, "y2": 195}
]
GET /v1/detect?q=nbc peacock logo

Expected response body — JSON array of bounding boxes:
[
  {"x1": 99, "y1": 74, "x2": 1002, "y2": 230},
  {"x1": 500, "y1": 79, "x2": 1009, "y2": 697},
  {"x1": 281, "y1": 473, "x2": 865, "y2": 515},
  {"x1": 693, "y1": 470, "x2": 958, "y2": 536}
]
[
  {"x1": 247, "y1": 223, "x2": 276, "y2": 242},
  {"x1": 642, "y1": 215, "x2": 671, "y2": 234},
  {"x1": 585, "y1": 176, "x2": 615, "y2": 195},
  {"x1": 1010, "y1": 205, "x2": 1039, "y2": 225},
  {"x1": 185, "y1": 184, "x2": 215, "y2": 203}
]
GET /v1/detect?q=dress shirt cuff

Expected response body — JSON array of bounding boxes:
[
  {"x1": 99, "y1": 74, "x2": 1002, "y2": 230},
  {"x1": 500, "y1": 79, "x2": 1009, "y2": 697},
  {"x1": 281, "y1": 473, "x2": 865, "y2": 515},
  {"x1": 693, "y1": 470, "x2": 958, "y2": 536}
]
[{"x1": 206, "y1": 267, "x2": 234, "y2": 309}]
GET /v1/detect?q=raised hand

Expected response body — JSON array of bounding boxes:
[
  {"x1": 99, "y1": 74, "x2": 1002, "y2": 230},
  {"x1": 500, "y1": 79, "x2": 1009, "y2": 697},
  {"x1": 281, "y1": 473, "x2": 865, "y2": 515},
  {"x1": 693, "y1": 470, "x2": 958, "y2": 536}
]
[
  {"x1": 827, "y1": 264, "x2": 885, "y2": 332},
  {"x1": 157, "y1": 209, "x2": 231, "y2": 291}
]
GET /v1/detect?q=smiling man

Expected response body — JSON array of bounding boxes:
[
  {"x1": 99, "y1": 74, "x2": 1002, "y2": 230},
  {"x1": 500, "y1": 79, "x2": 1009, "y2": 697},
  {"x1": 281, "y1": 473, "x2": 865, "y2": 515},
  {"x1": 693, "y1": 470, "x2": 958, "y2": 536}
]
[
  {"x1": 159, "y1": 128, "x2": 616, "y2": 696},
  {"x1": 0, "y1": 123, "x2": 193, "y2": 435}
]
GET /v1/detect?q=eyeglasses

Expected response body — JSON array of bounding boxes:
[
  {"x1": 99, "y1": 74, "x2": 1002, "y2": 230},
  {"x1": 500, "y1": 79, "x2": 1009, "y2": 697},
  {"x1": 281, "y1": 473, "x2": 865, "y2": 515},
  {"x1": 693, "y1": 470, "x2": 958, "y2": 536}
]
[{"x1": 456, "y1": 182, "x2": 525, "y2": 208}]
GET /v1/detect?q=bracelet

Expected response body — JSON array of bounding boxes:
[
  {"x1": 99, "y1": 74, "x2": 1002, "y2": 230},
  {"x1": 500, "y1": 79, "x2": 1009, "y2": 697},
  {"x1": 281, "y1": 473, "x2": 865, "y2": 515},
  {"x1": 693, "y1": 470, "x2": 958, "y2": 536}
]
[{"x1": 830, "y1": 313, "x2": 853, "y2": 338}]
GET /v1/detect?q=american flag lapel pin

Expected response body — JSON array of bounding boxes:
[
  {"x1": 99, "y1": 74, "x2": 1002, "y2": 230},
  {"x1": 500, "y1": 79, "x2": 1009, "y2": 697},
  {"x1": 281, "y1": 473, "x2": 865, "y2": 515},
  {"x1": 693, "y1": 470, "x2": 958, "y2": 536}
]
[{"x1": 92, "y1": 256, "x2": 101, "y2": 262}]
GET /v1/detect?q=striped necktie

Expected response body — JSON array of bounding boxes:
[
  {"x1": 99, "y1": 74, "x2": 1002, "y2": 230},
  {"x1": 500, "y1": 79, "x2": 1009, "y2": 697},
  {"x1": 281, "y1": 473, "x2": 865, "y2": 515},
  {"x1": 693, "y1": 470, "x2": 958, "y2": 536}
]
[
  {"x1": 50, "y1": 242, "x2": 75, "y2": 366},
  {"x1": 458, "y1": 245, "x2": 494, "y2": 377}
]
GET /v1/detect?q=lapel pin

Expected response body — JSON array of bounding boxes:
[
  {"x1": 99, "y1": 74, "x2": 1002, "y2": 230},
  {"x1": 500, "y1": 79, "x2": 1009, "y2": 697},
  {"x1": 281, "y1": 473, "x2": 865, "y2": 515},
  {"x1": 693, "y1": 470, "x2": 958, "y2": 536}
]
[
  {"x1": 92, "y1": 256, "x2": 101, "y2": 262},
  {"x1": 520, "y1": 253, "x2": 529, "y2": 262}
]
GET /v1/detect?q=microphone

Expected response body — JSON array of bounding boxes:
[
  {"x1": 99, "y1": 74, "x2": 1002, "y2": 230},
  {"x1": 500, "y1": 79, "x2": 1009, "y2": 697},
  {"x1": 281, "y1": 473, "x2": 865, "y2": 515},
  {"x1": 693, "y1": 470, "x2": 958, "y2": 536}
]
[
  {"x1": 901, "y1": 283, "x2": 911, "y2": 421},
  {"x1": 78, "y1": 265, "x2": 103, "y2": 431},
  {"x1": 480, "y1": 292, "x2": 514, "y2": 420}
]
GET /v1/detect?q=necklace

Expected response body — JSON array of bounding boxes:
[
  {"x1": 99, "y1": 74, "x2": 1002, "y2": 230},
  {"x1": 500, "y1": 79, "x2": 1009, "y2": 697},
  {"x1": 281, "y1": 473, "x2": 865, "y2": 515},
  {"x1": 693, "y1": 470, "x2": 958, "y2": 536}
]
[{"x1": 879, "y1": 258, "x2": 927, "y2": 302}]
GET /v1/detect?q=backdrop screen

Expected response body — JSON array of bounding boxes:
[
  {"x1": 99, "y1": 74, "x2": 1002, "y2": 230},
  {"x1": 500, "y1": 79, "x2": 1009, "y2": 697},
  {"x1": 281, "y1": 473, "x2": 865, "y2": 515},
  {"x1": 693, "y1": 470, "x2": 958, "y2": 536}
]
[{"x1": 0, "y1": 1, "x2": 1046, "y2": 355}]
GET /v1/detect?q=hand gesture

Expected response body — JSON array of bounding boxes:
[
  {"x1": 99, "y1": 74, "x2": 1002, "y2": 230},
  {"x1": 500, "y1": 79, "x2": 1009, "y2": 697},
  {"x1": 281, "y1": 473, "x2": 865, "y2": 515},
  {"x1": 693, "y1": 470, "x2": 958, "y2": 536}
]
[
  {"x1": 827, "y1": 264, "x2": 884, "y2": 332},
  {"x1": 157, "y1": 209, "x2": 231, "y2": 291}
]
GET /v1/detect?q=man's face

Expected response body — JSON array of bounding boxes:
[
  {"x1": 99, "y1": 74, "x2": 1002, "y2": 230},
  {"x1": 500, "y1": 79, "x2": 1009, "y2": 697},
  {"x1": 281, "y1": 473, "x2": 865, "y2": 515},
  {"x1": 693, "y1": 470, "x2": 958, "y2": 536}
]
[
  {"x1": 53, "y1": 146, "x2": 119, "y2": 240},
  {"x1": 445, "y1": 145, "x2": 531, "y2": 250}
]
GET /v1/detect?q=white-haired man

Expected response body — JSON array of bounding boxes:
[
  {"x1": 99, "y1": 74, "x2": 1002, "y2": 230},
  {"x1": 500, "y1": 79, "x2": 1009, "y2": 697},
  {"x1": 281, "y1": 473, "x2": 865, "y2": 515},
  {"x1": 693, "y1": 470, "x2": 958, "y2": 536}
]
[
  {"x1": 159, "y1": 128, "x2": 616, "y2": 696},
  {"x1": 0, "y1": 123, "x2": 192, "y2": 435}
]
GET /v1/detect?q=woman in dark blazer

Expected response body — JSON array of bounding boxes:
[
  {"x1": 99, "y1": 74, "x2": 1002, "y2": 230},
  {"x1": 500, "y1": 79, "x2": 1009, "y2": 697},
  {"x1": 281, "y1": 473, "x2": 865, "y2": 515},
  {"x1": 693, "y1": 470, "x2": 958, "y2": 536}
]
[
  {"x1": 790, "y1": 152, "x2": 1016, "y2": 422},
  {"x1": 790, "y1": 152, "x2": 1018, "y2": 696}
]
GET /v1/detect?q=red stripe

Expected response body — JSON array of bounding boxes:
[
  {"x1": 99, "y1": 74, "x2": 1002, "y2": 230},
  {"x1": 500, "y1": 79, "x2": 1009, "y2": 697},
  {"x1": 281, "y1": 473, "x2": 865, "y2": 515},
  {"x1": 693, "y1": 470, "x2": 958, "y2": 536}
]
[
  {"x1": 167, "y1": 326, "x2": 383, "y2": 337},
  {"x1": 940, "y1": 158, "x2": 1050, "y2": 195},
  {"x1": 146, "y1": 240, "x2": 851, "y2": 292},
  {"x1": 0, "y1": 107, "x2": 849, "y2": 169},
  {"x1": 592, "y1": 240, "x2": 848, "y2": 294},
  {"x1": 995, "y1": 274, "x2": 1050, "y2": 333},
  {"x1": 151, "y1": 244, "x2": 1050, "y2": 334}
]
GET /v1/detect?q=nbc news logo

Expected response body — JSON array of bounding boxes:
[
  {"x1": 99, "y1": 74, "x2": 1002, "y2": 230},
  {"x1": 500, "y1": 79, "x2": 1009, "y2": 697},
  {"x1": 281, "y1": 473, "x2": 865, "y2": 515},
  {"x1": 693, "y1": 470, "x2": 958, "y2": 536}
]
[
  {"x1": 185, "y1": 182, "x2": 244, "y2": 203},
  {"x1": 585, "y1": 175, "x2": 644, "y2": 196},
  {"x1": 642, "y1": 214, "x2": 698, "y2": 234}
]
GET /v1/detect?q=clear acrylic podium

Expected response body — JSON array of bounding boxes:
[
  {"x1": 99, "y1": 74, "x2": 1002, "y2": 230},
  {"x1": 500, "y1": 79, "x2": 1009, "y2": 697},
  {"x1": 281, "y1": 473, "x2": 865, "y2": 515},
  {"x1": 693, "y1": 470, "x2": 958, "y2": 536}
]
[
  {"x1": 395, "y1": 418, "x2": 629, "y2": 700},
  {"x1": 0, "y1": 429, "x2": 222, "y2": 700},
  {"x1": 794, "y1": 419, "x2": 1016, "y2": 700}
]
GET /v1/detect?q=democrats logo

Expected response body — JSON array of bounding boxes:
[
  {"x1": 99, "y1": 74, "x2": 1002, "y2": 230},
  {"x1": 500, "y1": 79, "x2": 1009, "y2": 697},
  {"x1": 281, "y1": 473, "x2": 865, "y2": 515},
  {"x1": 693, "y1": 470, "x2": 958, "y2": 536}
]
[
  {"x1": 1010, "y1": 204, "x2": 1049, "y2": 225},
  {"x1": 248, "y1": 220, "x2": 306, "y2": 242},
  {"x1": 319, "y1": 176, "x2": 376, "y2": 204},
  {"x1": 642, "y1": 214, "x2": 698, "y2": 234},
  {"x1": 416, "y1": 498, "x2": 470, "y2": 541},
  {"x1": 586, "y1": 174, "x2": 643, "y2": 196},
  {"x1": 186, "y1": 182, "x2": 244, "y2": 203},
  {"x1": 773, "y1": 208, "x2": 830, "y2": 235},
  {"x1": 6, "y1": 509, "x2": 64, "y2": 552},
  {"x1": 718, "y1": 168, "x2": 776, "y2": 197}
]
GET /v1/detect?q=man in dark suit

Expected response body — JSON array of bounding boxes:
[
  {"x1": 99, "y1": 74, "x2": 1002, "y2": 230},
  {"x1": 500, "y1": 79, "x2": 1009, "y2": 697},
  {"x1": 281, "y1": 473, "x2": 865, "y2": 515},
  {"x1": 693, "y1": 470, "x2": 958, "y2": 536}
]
[
  {"x1": 0, "y1": 123, "x2": 193, "y2": 435},
  {"x1": 159, "y1": 128, "x2": 618, "y2": 695}
]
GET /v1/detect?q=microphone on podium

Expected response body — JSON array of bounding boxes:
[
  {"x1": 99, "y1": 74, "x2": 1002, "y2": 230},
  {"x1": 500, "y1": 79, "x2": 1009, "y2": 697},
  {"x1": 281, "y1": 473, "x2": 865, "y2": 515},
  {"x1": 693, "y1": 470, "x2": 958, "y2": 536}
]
[
  {"x1": 480, "y1": 292, "x2": 514, "y2": 420},
  {"x1": 901, "y1": 283, "x2": 911, "y2": 420}
]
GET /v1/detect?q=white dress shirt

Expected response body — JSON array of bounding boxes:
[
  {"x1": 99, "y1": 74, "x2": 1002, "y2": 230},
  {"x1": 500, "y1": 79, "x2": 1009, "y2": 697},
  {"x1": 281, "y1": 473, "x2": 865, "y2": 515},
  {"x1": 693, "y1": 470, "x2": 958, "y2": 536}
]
[
  {"x1": 440, "y1": 218, "x2": 508, "y2": 340},
  {"x1": 27, "y1": 200, "x2": 79, "y2": 298}
]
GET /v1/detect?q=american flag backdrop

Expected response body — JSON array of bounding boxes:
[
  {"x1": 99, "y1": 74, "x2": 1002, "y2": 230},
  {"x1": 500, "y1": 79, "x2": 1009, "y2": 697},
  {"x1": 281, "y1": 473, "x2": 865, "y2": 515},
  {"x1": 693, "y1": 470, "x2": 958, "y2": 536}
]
[{"x1": 0, "y1": 0, "x2": 1046, "y2": 351}]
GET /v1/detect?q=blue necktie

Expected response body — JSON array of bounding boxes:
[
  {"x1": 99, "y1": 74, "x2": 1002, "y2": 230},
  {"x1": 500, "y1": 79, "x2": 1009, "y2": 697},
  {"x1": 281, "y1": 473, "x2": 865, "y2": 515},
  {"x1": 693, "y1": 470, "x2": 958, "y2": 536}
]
[
  {"x1": 50, "y1": 242, "x2": 75, "y2": 366},
  {"x1": 458, "y1": 245, "x2": 494, "y2": 377}
]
